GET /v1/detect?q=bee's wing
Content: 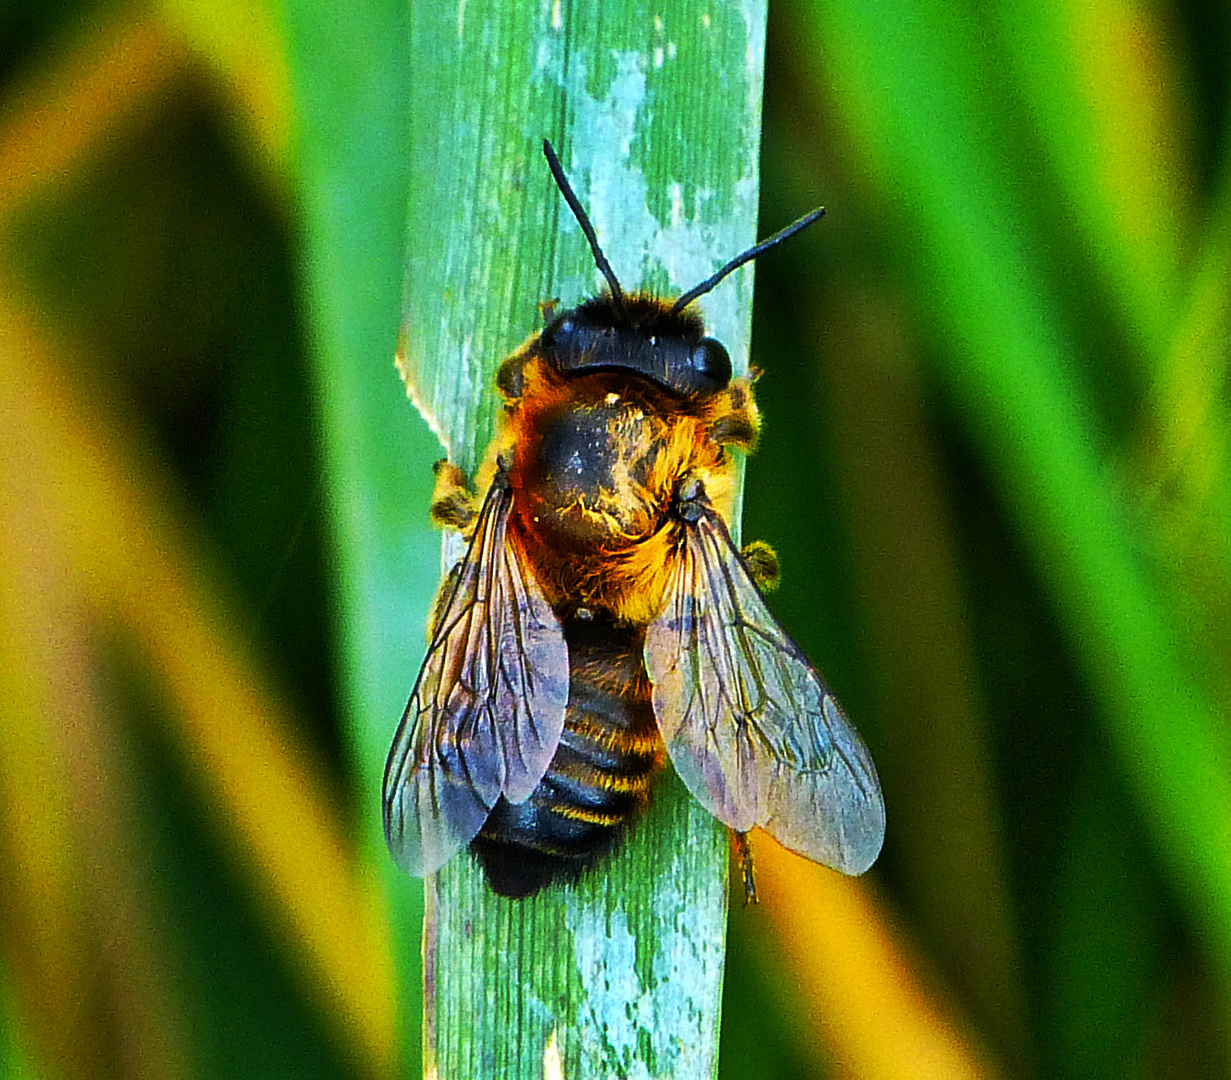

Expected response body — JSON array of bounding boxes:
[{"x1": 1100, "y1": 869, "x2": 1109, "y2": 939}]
[
  {"x1": 382, "y1": 481, "x2": 569, "y2": 876},
  {"x1": 644, "y1": 505, "x2": 885, "y2": 875}
]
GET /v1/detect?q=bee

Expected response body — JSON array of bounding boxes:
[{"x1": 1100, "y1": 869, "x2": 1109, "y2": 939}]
[{"x1": 383, "y1": 140, "x2": 885, "y2": 898}]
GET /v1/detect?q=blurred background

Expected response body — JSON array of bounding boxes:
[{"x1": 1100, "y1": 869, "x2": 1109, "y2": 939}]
[{"x1": 2, "y1": 0, "x2": 1230, "y2": 1078}]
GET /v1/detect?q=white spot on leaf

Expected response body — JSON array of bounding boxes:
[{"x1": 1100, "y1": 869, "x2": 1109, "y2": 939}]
[{"x1": 543, "y1": 1028, "x2": 564, "y2": 1080}]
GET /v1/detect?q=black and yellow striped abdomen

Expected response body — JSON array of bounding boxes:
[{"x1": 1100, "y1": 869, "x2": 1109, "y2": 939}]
[{"x1": 471, "y1": 616, "x2": 666, "y2": 898}]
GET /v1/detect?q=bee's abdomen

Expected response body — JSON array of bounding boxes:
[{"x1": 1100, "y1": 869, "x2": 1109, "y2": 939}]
[{"x1": 471, "y1": 619, "x2": 664, "y2": 898}]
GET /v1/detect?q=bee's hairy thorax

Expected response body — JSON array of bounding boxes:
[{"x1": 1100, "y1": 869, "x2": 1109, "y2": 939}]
[{"x1": 497, "y1": 350, "x2": 753, "y2": 625}]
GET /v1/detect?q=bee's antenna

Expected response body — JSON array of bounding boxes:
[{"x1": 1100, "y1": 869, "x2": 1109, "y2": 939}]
[
  {"x1": 543, "y1": 140, "x2": 626, "y2": 312},
  {"x1": 671, "y1": 205, "x2": 826, "y2": 314}
]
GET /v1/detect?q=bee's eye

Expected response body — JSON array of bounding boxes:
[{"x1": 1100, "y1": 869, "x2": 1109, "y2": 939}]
[
  {"x1": 542, "y1": 316, "x2": 574, "y2": 353},
  {"x1": 690, "y1": 338, "x2": 731, "y2": 387}
]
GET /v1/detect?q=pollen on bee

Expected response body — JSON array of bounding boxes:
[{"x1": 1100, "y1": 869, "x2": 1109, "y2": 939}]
[{"x1": 605, "y1": 392, "x2": 620, "y2": 405}]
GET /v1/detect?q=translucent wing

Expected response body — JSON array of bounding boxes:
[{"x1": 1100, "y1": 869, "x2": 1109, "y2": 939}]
[
  {"x1": 382, "y1": 479, "x2": 569, "y2": 876},
  {"x1": 644, "y1": 503, "x2": 885, "y2": 874}
]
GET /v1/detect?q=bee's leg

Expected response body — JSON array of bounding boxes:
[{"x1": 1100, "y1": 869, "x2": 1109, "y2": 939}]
[
  {"x1": 430, "y1": 460, "x2": 479, "y2": 532},
  {"x1": 706, "y1": 375, "x2": 761, "y2": 451},
  {"x1": 496, "y1": 346, "x2": 534, "y2": 405},
  {"x1": 670, "y1": 469, "x2": 781, "y2": 592},
  {"x1": 426, "y1": 462, "x2": 480, "y2": 636},
  {"x1": 426, "y1": 559, "x2": 464, "y2": 638},
  {"x1": 740, "y1": 540, "x2": 781, "y2": 592},
  {"x1": 733, "y1": 831, "x2": 759, "y2": 905}
]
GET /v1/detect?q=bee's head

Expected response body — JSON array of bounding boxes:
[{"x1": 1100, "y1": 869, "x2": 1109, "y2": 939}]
[
  {"x1": 540, "y1": 138, "x2": 822, "y2": 397},
  {"x1": 540, "y1": 293, "x2": 732, "y2": 397}
]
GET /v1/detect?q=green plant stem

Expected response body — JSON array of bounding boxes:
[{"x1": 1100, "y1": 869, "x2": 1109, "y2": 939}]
[{"x1": 399, "y1": 1, "x2": 769, "y2": 1076}]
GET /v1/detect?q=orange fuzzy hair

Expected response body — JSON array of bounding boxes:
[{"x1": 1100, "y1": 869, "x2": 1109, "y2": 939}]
[{"x1": 482, "y1": 337, "x2": 760, "y2": 627}]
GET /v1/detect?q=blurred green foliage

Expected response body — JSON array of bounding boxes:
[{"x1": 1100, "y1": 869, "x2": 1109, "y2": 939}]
[{"x1": 2, "y1": 0, "x2": 1230, "y2": 1078}]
